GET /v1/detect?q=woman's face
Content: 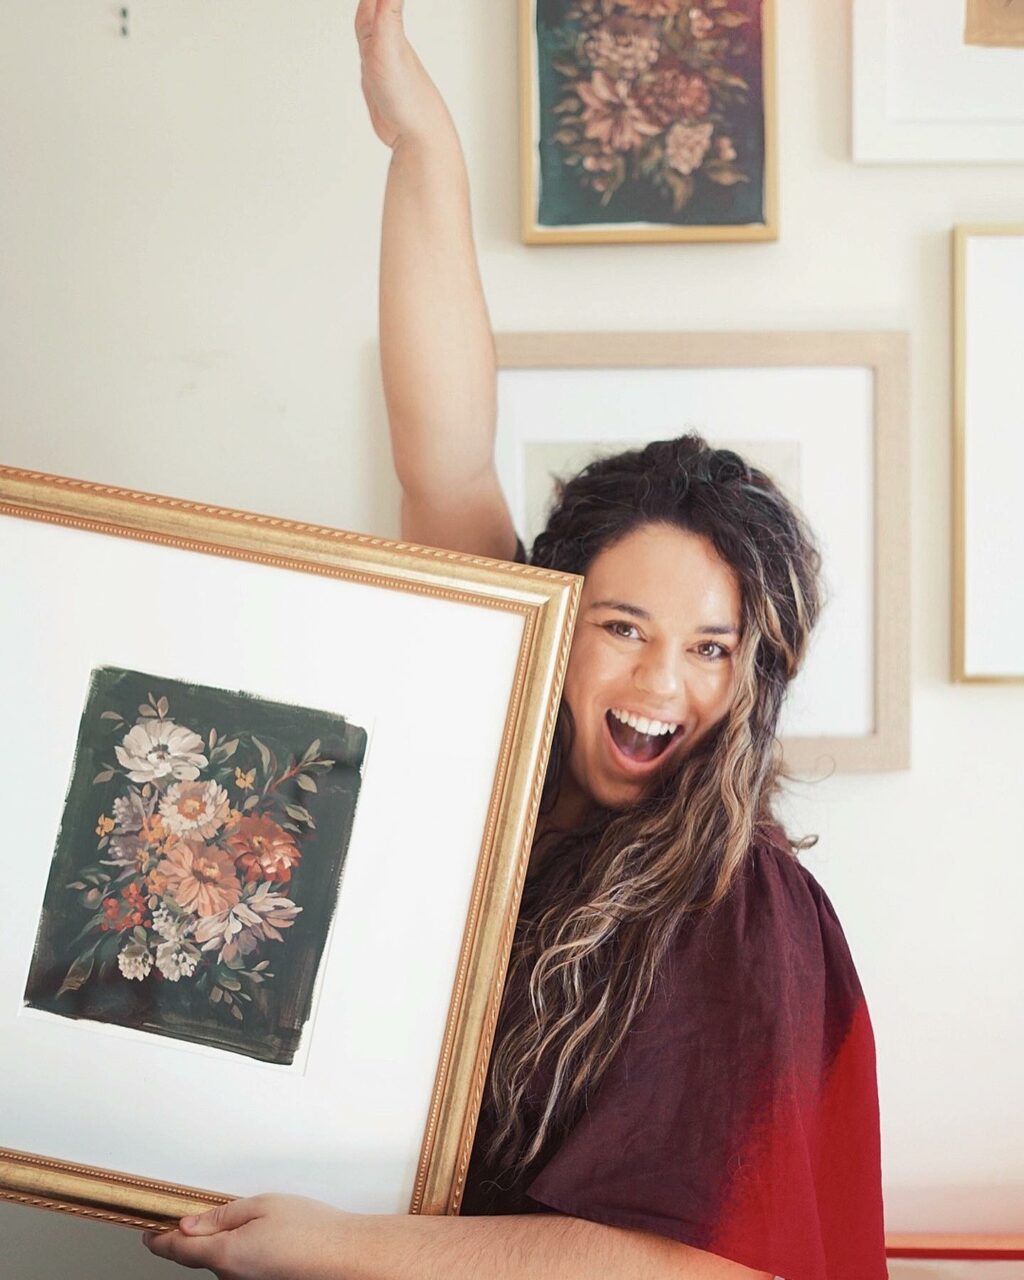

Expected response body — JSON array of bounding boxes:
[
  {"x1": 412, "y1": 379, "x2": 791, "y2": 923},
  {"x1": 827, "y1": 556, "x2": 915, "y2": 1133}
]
[{"x1": 558, "y1": 522, "x2": 742, "y2": 817}]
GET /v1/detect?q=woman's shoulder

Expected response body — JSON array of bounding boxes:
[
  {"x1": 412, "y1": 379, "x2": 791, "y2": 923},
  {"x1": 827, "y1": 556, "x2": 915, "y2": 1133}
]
[{"x1": 668, "y1": 825, "x2": 867, "y2": 1011}]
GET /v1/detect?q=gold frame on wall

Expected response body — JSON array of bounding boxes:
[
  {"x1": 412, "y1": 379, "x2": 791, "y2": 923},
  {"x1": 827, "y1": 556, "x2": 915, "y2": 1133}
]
[
  {"x1": 952, "y1": 224, "x2": 1024, "y2": 684},
  {"x1": 518, "y1": 0, "x2": 779, "y2": 245},
  {"x1": 0, "y1": 466, "x2": 580, "y2": 1230},
  {"x1": 496, "y1": 330, "x2": 911, "y2": 773}
]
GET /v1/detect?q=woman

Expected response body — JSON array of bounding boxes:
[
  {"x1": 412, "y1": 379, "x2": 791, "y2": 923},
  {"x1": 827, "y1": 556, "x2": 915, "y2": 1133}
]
[{"x1": 145, "y1": 2, "x2": 886, "y2": 1276}]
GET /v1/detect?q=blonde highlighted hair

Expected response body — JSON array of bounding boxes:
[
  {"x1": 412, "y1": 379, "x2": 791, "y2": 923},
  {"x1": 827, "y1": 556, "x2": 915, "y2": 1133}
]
[{"x1": 485, "y1": 435, "x2": 823, "y2": 1175}]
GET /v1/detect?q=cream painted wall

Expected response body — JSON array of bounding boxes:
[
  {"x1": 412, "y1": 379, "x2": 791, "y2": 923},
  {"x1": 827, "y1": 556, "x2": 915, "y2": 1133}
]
[{"x1": 2, "y1": 2, "x2": 1023, "y2": 1275}]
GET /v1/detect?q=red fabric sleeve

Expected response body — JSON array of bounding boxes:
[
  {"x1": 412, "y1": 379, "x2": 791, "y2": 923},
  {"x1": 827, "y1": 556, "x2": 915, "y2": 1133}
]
[{"x1": 523, "y1": 840, "x2": 887, "y2": 1280}]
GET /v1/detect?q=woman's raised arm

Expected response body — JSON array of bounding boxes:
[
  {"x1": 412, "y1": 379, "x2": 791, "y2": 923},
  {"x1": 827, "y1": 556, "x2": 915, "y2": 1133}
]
[{"x1": 356, "y1": 0, "x2": 517, "y2": 560}]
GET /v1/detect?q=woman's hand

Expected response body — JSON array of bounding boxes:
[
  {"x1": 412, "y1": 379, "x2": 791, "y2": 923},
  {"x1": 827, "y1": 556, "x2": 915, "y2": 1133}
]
[
  {"x1": 143, "y1": 1194, "x2": 351, "y2": 1280},
  {"x1": 355, "y1": 0, "x2": 451, "y2": 150}
]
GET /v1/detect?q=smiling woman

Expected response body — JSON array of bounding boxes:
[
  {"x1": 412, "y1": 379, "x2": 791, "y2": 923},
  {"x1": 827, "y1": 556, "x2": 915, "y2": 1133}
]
[
  {"x1": 143, "y1": 2, "x2": 886, "y2": 1276},
  {"x1": 551, "y1": 521, "x2": 742, "y2": 817}
]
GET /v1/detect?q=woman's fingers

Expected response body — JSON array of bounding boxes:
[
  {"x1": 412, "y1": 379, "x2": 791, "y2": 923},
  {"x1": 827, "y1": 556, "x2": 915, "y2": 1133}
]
[
  {"x1": 143, "y1": 1227, "x2": 226, "y2": 1271},
  {"x1": 178, "y1": 1196, "x2": 265, "y2": 1235},
  {"x1": 356, "y1": 0, "x2": 402, "y2": 43}
]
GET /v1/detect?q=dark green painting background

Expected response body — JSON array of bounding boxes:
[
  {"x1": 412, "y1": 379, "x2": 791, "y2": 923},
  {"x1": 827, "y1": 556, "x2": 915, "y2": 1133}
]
[
  {"x1": 535, "y1": 0, "x2": 767, "y2": 228},
  {"x1": 24, "y1": 666, "x2": 367, "y2": 1066}
]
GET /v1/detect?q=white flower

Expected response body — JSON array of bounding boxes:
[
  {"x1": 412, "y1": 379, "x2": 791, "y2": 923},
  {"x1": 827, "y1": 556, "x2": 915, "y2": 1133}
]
[
  {"x1": 160, "y1": 780, "x2": 231, "y2": 839},
  {"x1": 194, "y1": 884, "x2": 302, "y2": 964},
  {"x1": 665, "y1": 121, "x2": 714, "y2": 175},
  {"x1": 155, "y1": 940, "x2": 200, "y2": 982},
  {"x1": 117, "y1": 938, "x2": 153, "y2": 981},
  {"x1": 112, "y1": 793, "x2": 145, "y2": 833},
  {"x1": 152, "y1": 905, "x2": 191, "y2": 942},
  {"x1": 115, "y1": 720, "x2": 208, "y2": 785}
]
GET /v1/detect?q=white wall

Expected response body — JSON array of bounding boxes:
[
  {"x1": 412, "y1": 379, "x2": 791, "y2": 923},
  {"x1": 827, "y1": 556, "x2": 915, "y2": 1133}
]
[{"x1": 2, "y1": 2, "x2": 1022, "y2": 1275}]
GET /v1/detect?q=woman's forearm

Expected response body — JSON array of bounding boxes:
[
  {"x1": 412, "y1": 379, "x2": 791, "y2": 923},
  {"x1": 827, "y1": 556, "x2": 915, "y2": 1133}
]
[
  {"x1": 380, "y1": 132, "x2": 499, "y2": 509},
  {"x1": 342, "y1": 1210, "x2": 767, "y2": 1280}
]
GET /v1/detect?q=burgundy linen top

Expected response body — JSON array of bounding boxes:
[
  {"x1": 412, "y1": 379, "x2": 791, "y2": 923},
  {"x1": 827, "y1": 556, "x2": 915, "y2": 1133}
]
[{"x1": 461, "y1": 835, "x2": 887, "y2": 1280}]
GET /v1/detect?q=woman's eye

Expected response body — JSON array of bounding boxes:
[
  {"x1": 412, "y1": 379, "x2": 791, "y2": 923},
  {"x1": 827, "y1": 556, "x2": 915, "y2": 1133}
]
[
  {"x1": 604, "y1": 621, "x2": 640, "y2": 640},
  {"x1": 695, "y1": 641, "x2": 730, "y2": 660}
]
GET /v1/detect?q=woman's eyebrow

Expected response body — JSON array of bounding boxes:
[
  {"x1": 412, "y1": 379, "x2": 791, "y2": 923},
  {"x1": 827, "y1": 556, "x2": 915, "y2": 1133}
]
[{"x1": 588, "y1": 599, "x2": 651, "y2": 619}]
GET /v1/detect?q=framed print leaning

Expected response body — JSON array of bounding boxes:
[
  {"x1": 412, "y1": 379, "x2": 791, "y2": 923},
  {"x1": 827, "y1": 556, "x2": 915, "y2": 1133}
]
[
  {"x1": 495, "y1": 330, "x2": 910, "y2": 774},
  {"x1": 0, "y1": 467, "x2": 580, "y2": 1229},
  {"x1": 953, "y1": 225, "x2": 1024, "y2": 682},
  {"x1": 519, "y1": 0, "x2": 778, "y2": 244},
  {"x1": 853, "y1": 0, "x2": 1024, "y2": 162}
]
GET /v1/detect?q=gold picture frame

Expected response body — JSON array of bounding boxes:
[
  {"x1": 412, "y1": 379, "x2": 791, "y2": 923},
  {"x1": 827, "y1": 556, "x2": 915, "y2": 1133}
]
[
  {"x1": 0, "y1": 466, "x2": 580, "y2": 1229},
  {"x1": 519, "y1": 0, "x2": 779, "y2": 245},
  {"x1": 953, "y1": 224, "x2": 1024, "y2": 683},
  {"x1": 495, "y1": 330, "x2": 911, "y2": 773}
]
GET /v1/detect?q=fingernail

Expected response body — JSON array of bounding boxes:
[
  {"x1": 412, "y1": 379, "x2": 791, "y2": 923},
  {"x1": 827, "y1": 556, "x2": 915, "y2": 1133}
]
[
  {"x1": 181, "y1": 1215, "x2": 198, "y2": 1230},
  {"x1": 142, "y1": 1231, "x2": 154, "y2": 1246}
]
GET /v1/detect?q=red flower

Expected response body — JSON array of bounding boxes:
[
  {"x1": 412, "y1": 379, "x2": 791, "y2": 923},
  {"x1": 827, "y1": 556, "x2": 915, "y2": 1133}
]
[{"x1": 224, "y1": 815, "x2": 302, "y2": 885}]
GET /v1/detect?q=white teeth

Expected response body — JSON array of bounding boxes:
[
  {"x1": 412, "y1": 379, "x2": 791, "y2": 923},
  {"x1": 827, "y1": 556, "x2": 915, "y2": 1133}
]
[{"x1": 610, "y1": 708, "x2": 678, "y2": 736}]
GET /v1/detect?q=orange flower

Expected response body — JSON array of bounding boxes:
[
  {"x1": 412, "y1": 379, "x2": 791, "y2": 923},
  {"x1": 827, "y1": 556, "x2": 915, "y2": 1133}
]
[
  {"x1": 224, "y1": 815, "x2": 302, "y2": 885},
  {"x1": 157, "y1": 839, "x2": 242, "y2": 917},
  {"x1": 234, "y1": 767, "x2": 256, "y2": 791},
  {"x1": 96, "y1": 814, "x2": 116, "y2": 838}
]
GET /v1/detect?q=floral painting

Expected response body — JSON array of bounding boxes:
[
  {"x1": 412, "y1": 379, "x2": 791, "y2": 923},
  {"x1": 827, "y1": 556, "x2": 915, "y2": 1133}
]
[
  {"x1": 24, "y1": 667, "x2": 367, "y2": 1066},
  {"x1": 529, "y1": 0, "x2": 771, "y2": 236}
]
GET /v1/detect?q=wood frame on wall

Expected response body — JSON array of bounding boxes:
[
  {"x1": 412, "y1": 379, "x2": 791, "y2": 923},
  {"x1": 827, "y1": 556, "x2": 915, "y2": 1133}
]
[
  {"x1": 952, "y1": 223, "x2": 1024, "y2": 684},
  {"x1": 886, "y1": 1233, "x2": 1024, "y2": 1260},
  {"x1": 495, "y1": 330, "x2": 911, "y2": 774},
  {"x1": 0, "y1": 467, "x2": 580, "y2": 1229},
  {"x1": 518, "y1": 0, "x2": 779, "y2": 245}
]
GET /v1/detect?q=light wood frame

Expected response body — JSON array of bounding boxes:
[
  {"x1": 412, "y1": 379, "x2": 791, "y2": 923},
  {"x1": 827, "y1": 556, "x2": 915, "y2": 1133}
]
[
  {"x1": 887, "y1": 1233, "x2": 1024, "y2": 1260},
  {"x1": 518, "y1": 0, "x2": 779, "y2": 245},
  {"x1": 0, "y1": 466, "x2": 580, "y2": 1229},
  {"x1": 953, "y1": 224, "x2": 1024, "y2": 683},
  {"x1": 496, "y1": 330, "x2": 911, "y2": 774},
  {"x1": 853, "y1": 0, "x2": 1024, "y2": 163}
]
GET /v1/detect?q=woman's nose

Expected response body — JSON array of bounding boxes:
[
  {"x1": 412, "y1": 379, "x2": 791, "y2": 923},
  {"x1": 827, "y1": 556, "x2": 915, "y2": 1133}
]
[{"x1": 633, "y1": 646, "x2": 682, "y2": 702}]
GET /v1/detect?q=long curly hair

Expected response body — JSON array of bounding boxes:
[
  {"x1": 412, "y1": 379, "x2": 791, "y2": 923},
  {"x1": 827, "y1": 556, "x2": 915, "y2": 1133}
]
[{"x1": 484, "y1": 434, "x2": 823, "y2": 1176}]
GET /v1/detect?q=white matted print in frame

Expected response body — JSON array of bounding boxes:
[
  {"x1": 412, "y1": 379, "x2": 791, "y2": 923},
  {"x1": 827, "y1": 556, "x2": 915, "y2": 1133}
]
[
  {"x1": 954, "y1": 226, "x2": 1024, "y2": 682},
  {"x1": 495, "y1": 331, "x2": 910, "y2": 775},
  {"x1": 0, "y1": 469, "x2": 578, "y2": 1229},
  {"x1": 853, "y1": 0, "x2": 1024, "y2": 162}
]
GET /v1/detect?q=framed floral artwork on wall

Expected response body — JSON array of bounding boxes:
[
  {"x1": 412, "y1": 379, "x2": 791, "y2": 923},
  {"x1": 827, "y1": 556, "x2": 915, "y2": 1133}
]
[
  {"x1": 0, "y1": 467, "x2": 579, "y2": 1229},
  {"x1": 495, "y1": 331, "x2": 911, "y2": 773},
  {"x1": 519, "y1": 0, "x2": 778, "y2": 243}
]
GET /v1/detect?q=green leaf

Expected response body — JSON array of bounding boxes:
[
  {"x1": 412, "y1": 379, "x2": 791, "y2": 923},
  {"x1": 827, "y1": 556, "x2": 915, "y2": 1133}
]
[
  {"x1": 133, "y1": 926, "x2": 148, "y2": 944},
  {"x1": 243, "y1": 794, "x2": 260, "y2": 811},
  {"x1": 705, "y1": 167, "x2": 749, "y2": 186},
  {"x1": 254, "y1": 961, "x2": 270, "y2": 972},
  {"x1": 157, "y1": 696, "x2": 169, "y2": 718},
  {"x1": 251, "y1": 736, "x2": 272, "y2": 773},
  {"x1": 230, "y1": 1004, "x2": 244, "y2": 1022},
  {"x1": 93, "y1": 770, "x2": 114, "y2": 785},
  {"x1": 282, "y1": 822, "x2": 301, "y2": 834},
  {"x1": 284, "y1": 804, "x2": 313, "y2": 826},
  {"x1": 57, "y1": 949, "x2": 97, "y2": 998},
  {"x1": 138, "y1": 704, "x2": 158, "y2": 719},
  {"x1": 66, "y1": 881, "x2": 87, "y2": 891},
  {"x1": 210, "y1": 986, "x2": 223, "y2": 1004},
  {"x1": 208, "y1": 728, "x2": 218, "y2": 750},
  {"x1": 101, "y1": 711, "x2": 123, "y2": 722},
  {"x1": 663, "y1": 170, "x2": 695, "y2": 211},
  {"x1": 300, "y1": 739, "x2": 321, "y2": 766},
  {"x1": 295, "y1": 774, "x2": 317, "y2": 794}
]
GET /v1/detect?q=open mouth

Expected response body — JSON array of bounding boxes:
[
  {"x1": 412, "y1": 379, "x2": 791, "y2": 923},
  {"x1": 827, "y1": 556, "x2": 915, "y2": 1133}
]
[{"x1": 605, "y1": 709, "x2": 683, "y2": 765}]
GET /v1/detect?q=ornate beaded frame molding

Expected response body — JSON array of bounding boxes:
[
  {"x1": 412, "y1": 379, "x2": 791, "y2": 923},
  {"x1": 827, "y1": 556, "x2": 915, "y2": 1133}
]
[{"x1": 0, "y1": 465, "x2": 581, "y2": 1229}]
